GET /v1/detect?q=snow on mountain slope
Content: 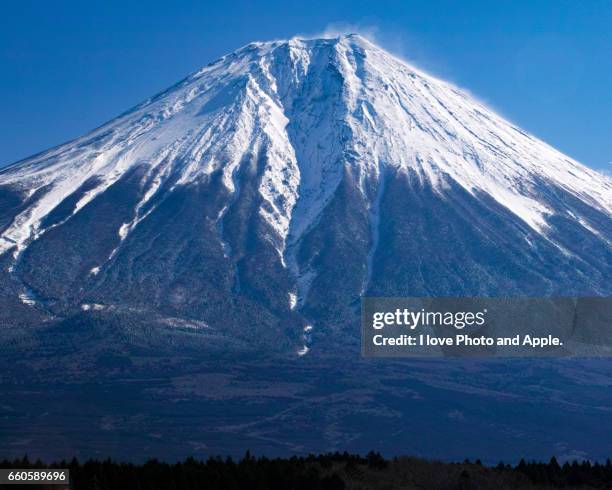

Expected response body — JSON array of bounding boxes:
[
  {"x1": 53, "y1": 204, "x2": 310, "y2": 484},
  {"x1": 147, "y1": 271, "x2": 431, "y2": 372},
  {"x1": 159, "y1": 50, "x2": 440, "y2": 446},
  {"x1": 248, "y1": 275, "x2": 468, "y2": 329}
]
[
  {"x1": 0, "y1": 35, "x2": 610, "y2": 350},
  {"x1": 1, "y1": 34, "x2": 610, "y2": 266}
]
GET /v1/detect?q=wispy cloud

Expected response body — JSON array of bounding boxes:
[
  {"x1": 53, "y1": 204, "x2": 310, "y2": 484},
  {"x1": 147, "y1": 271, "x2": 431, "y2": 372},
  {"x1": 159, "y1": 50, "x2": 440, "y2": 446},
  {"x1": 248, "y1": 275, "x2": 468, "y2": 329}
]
[
  {"x1": 292, "y1": 22, "x2": 379, "y2": 42},
  {"x1": 597, "y1": 163, "x2": 612, "y2": 178}
]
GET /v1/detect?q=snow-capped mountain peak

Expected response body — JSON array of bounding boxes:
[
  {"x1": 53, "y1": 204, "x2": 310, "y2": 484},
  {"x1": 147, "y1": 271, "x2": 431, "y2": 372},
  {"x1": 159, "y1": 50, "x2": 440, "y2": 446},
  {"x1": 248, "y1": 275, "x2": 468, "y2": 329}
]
[
  {"x1": 0, "y1": 35, "x2": 610, "y2": 335},
  {"x1": 1, "y1": 35, "x2": 609, "y2": 264}
]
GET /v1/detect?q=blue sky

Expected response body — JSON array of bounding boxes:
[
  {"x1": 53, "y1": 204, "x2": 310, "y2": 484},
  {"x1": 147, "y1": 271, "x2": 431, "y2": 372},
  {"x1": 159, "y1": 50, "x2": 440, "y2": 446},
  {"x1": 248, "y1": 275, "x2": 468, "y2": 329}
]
[{"x1": 0, "y1": 0, "x2": 610, "y2": 172}]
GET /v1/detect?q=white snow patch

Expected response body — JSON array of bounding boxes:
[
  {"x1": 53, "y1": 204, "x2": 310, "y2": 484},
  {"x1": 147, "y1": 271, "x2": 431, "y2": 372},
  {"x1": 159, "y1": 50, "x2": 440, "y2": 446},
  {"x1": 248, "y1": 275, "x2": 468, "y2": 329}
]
[
  {"x1": 81, "y1": 303, "x2": 105, "y2": 311},
  {"x1": 296, "y1": 323, "x2": 313, "y2": 357},
  {"x1": 160, "y1": 317, "x2": 211, "y2": 330},
  {"x1": 18, "y1": 292, "x2": 36, "y2": 307},
  {"x1": 288, "y1": 292, "x2": 297, "y2": 310}
]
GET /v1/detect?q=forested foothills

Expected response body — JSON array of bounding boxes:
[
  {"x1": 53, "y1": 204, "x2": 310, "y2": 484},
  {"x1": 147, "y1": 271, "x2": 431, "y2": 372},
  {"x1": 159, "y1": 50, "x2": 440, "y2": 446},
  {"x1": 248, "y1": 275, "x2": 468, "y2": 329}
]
[{"x1": 2, "y1": 453, "x2": 612, "y2": 489}]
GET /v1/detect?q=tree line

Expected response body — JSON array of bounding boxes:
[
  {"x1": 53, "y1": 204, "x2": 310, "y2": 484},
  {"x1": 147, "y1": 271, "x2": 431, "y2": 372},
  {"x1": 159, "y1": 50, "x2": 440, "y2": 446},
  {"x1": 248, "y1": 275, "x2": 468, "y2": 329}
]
[{"x1": 2, "y1": 451, "x2": 612, "y2": 489}]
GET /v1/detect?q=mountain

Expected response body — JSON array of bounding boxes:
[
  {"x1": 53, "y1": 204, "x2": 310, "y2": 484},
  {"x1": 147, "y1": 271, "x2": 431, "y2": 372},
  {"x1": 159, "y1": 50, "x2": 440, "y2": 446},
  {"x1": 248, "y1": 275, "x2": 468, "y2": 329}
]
[
  {"x1": 1, "y1": 33, "x2": 611, "y2": 463},
  {"x1": 1, "y1": 34, "x2": 610, "y2": 353}
]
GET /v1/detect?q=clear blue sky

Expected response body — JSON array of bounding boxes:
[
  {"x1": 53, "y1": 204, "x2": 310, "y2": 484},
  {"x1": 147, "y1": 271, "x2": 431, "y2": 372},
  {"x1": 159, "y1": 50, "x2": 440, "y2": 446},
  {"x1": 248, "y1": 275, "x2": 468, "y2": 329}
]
[{"x1": 1, "y1": 0, "x2": 610, "y2": 172}]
